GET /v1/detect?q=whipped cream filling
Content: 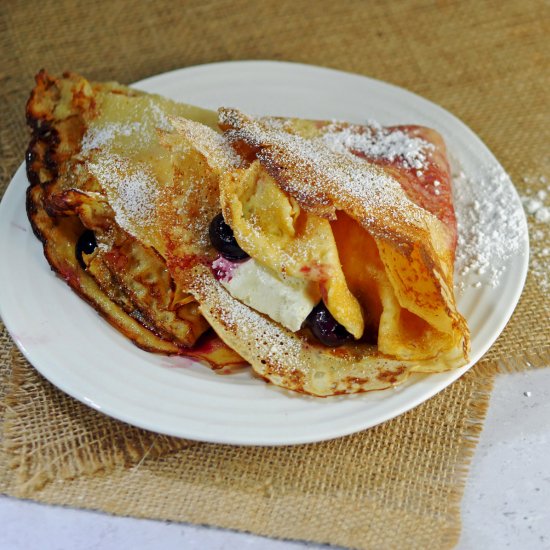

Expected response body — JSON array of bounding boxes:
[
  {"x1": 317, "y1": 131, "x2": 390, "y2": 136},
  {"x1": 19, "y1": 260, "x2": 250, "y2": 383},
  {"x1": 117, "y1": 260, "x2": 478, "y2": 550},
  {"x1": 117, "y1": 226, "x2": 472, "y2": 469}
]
[{"x1": 212, "y1": 256, "x2": 318, "y2": 332}]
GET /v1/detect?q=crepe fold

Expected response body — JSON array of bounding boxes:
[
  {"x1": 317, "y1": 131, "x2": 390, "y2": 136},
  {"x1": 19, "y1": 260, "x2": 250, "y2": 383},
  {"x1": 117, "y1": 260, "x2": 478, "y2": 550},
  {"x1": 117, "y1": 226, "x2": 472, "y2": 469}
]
[
  {"x1": 154, "y1": 109, "x2": 470, "y2": 396},
  {"x1": 26, "y1": 71, "x2": 243, "y2": 368}
]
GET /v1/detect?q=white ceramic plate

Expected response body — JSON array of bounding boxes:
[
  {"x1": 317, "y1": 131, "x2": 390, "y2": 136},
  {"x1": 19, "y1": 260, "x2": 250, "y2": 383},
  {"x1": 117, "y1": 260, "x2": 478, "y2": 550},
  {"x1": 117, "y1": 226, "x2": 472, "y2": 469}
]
[{"x1": 0, "y1": 61, "x2": 528, "y2": 445}]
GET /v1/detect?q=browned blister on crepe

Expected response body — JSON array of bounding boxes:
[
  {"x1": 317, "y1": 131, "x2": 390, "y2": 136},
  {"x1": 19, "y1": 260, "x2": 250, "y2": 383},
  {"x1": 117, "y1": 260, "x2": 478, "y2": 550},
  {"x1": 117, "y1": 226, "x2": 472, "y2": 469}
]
[
  {"x1": 26, "y1": 71, "x2": 243, "y2": 367},
  {"x1": 161, "y1": 109, "x2": 470, "y2": 396}
]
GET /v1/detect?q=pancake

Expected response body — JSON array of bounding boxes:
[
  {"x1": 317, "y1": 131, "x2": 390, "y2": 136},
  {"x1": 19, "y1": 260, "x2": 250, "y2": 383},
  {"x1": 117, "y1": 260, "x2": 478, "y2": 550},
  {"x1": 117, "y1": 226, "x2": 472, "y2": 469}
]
[
  {"x1": 26, "y1": 71, "x2": 243, "y2": 367},
  {"x1": 158, "y1": 109, "x2": 469, "y2": 396}
]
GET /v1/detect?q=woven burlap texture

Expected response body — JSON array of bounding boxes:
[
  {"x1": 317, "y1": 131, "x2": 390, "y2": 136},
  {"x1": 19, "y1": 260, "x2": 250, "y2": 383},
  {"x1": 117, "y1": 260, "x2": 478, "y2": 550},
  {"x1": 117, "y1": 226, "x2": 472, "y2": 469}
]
[
  {"x1": 0, "y1": 345, "x2": 494, "y2": 550},
  {"x1": 2, "y1": 340, "x2": 193, "y2": 493},
  {"x1": 0, "y1": 0, "x2": 548, "y2": 549}
]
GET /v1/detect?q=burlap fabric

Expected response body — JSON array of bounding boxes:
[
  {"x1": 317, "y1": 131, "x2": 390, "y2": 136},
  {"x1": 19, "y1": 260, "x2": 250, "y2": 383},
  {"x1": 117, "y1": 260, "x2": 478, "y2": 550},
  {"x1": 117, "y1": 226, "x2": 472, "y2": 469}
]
[{"x1": 0, "y1": 1, "x2": 548, "y2": 548}]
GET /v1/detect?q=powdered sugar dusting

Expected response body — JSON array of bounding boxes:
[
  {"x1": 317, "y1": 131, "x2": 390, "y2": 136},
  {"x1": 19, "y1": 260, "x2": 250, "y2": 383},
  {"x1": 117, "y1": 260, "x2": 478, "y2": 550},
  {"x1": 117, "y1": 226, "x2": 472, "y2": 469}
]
[
  {"x1": 192, "y1": 269, "x2": 304, "y2": 372},
  {"x1": 88, "y1": 156, "x2": 159, "y2": 236},
  {"x1": 520, "y1": 180, "x2": 550, "y2": 293},
  {"x1": 81, "y1": 121, "x2": 142, "y2": 152},
  {"x1": 220, "y1": 109, "x2": 432, "y2": 236},
  {"x1": 321, "y1": 120, "x2": 434, "y2": 170},
  {"x1": 80, "y1": 95, "x2": 222, "y2": 242},
  {"x1": 170, "y1": 117, "x2": 241, "y2": 172},
  {"x1": 453, "y1": 164, "x2": 527, "y2": 291},
  {"x1": 81, "y1": 97, "x2": 175, "y2": 154}
]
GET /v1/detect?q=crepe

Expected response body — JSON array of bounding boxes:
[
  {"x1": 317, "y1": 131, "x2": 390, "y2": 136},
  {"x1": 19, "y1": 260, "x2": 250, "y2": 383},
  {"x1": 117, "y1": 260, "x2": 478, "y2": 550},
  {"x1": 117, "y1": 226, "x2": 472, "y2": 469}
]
[
  {"x1": 159, "y1": 109, "x2": 470, "y2": 396},
  {"x1": 25, "y1": 71, "x2": 469, "y2": 395},
  {"x1": 26, "y1": 71, "x2": 243, "y2": 368}
]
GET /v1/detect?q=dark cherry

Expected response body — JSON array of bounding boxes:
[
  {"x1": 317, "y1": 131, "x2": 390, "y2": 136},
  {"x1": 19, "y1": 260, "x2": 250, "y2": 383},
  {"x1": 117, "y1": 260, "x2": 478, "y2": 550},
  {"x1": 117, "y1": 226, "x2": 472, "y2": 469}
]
[
  {"x1": 305, "y1": 301, "x2": 353, "y2": 347},
  {"x1": 209, "y1": 213, "x2": 249, "y2": 261},
  {"x1": 75, "y1": 229, "x2": 97, "y2": 269}
]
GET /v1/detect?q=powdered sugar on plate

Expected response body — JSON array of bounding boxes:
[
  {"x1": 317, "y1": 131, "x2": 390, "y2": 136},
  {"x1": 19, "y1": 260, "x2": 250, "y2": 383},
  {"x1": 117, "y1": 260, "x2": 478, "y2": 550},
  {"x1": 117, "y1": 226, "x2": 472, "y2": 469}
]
[
  {"x1": 453, "y1": 163, "x2": 528, "y2": 291},
  {"x1": 520, "y1": 178, "x2": 550, "y2": 293}
]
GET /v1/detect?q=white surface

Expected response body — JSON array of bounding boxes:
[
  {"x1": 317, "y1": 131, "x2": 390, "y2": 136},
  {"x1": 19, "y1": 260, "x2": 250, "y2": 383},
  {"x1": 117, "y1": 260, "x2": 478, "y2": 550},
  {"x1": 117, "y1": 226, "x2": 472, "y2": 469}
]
[
  {"x1": 0, "y1": 61, "x2": 529, "y2": 445},
  {"x1": 1, "y1": 368, "x2": 549, "y2": 549},
  {"x1": 458, "y1": 368, "x2": 550, "y2": 549}
]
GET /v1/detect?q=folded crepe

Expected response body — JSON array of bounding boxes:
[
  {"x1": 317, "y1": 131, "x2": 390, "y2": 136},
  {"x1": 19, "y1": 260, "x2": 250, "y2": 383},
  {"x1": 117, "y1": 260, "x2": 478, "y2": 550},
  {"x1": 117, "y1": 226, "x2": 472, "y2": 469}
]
[
  {"x1": 26, "y1": 71, "x2": 469, "y2": 395},
  {"x1": 26, "y1": 71, "x2": 243, "y2": 368},
  {"x1": 156, "y1": 110, "x2": 470, "y2": 396}
]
